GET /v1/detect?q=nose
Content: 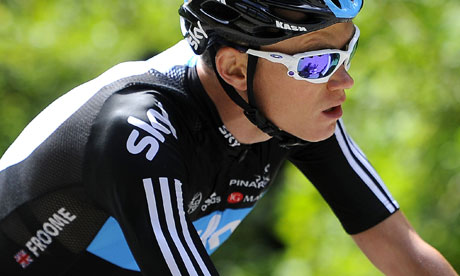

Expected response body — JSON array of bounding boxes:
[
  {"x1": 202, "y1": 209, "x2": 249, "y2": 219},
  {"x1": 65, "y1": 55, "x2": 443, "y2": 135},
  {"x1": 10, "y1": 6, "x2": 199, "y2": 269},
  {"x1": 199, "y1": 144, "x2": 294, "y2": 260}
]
[{"x1": 327, "y1": 65, "x2": 354, "y2": 91}]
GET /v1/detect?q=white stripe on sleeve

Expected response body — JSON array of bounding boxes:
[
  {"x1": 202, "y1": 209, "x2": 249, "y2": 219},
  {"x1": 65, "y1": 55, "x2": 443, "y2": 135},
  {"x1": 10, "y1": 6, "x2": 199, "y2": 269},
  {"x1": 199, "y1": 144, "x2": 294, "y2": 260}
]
[
  {"x1": 334, "y1": 121, "x2": 396, "y2": 213},
  {"x1": 159, "y1": 178, "x2": 199, "y2": 276},
  {"x1": 340, "y1": 122, "x2": 399, "y2": 209},
  {"x1": 174, "y1": 179, "x2": 212, "y2": 276},
  {"x1": 143, "y1": 178, "x2": 181, "y2": 276}
]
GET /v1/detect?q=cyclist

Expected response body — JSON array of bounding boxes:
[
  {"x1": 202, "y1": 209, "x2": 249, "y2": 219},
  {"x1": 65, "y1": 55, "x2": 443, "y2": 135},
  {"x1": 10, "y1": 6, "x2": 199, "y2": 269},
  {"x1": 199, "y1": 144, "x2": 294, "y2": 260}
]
[{"x1": 0, "y1": 0, "x2": 457, "y2": 275}]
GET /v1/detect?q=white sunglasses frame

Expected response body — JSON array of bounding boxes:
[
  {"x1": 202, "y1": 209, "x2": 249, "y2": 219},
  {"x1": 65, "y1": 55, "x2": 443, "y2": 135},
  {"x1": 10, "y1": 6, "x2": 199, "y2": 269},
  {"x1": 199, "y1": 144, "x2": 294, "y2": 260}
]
[{"x1": 246, "y1": 24, "x2": 360, "y2": 84}]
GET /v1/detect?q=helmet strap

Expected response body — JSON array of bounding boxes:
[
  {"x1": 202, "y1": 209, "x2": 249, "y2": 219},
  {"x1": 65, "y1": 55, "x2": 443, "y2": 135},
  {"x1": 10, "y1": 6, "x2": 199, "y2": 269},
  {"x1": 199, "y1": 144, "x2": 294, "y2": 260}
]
[{"x1": 209, "y1": 46, "x2": 309, "y2": 148}]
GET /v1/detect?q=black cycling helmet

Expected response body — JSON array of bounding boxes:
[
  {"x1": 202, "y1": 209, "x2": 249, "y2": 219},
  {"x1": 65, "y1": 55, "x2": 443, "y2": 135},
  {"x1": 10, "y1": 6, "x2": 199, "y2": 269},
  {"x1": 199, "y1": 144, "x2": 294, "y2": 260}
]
[
  {"x1": 179, "y1": 0, "x2": 363, "y2": 54},
  {"x1": 179, "y1": 0, "x2": 364, "y2": 147}
]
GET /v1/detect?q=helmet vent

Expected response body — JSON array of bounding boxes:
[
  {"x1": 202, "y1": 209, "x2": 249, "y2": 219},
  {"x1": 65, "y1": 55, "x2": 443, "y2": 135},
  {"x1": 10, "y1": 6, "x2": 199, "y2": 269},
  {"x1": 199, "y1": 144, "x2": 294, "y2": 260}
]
[
  {"x1": 200, "y1": 1, "x2": 240, "y2": 24},
  {"x1": 330, "y1": 0, "x2": 342, "y2": 9},
  {"x1": 253, "y1": 27, "x2": 284, "y2": 39}
]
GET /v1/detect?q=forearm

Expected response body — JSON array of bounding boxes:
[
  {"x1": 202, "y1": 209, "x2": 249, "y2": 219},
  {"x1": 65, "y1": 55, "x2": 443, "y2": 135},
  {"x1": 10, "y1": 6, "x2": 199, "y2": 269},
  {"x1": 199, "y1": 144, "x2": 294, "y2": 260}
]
[
  {"x1": 401, "y1": 240, "x2": 458, "y2": 276},
  {"x1": 352, "y1": 212, "x2": 458, "y2": 276},
  {"x1": 375, "y1": 237, "x2": 458, "y2": 276}
]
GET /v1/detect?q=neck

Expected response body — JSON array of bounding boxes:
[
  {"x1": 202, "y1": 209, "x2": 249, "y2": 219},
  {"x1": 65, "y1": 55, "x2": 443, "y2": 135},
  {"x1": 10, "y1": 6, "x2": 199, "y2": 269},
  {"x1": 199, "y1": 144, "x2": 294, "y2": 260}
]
[{"x1": 196, "y1": 59, "x2": 271, "y2": 144}]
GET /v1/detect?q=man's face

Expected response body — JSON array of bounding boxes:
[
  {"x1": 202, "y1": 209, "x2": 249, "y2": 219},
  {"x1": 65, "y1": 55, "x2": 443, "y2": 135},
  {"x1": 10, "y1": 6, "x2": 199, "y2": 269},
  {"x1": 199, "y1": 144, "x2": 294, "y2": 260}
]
[{"x1": 253, "y1": 22, "x2": 355, "y2": 142}]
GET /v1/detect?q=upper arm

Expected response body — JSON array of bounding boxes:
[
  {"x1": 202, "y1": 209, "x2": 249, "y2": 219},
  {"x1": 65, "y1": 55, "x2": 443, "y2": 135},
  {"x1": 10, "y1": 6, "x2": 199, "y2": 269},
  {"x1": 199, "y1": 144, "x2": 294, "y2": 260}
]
[
  {"x1": 85, "y1": 88, "x2": 218, "y2": 275},
  {"x1": 288, "y1": 119, "x2": 399, "y2": 234}
]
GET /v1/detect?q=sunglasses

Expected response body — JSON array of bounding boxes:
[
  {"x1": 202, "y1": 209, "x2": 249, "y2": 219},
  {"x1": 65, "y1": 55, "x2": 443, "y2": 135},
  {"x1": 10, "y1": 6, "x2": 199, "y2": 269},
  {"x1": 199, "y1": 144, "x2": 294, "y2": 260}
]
[{"x1": 245, "y1": 24, "x2": 360, "y2": 84}]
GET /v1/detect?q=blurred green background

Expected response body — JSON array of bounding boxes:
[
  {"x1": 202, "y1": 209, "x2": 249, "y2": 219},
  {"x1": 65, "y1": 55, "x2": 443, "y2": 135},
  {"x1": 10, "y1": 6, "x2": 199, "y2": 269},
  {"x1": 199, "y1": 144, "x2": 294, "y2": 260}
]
[{"x1": 0, "y1": 0, "x2": 459, "y2": 275}]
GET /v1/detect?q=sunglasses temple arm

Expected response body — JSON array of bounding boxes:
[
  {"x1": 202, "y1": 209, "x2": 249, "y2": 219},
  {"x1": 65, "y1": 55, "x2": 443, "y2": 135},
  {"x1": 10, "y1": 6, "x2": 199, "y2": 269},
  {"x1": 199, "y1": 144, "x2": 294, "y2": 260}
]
[{"x1": 246, "y1": 50, "x2": 293, "y2": 65}]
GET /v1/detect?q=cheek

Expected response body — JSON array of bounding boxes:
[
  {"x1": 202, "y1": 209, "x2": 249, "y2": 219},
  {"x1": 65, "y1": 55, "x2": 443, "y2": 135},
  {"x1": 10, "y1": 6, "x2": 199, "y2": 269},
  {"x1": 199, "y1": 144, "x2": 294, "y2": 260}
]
[
  {"x1": 253, "y1": 60, "x2": 293, "y2": 107},
  {"x1": 253, "y1": 60, "x2": 286, "y2": 92},
  {"x1": 252, "y1": 61, "x2": 334, "y2": 140},
  {"x1": 253, "y1": 70, "x2": 288, "y2": 117},
  {"x1": 253, "y1": 60, "x2": 318, "y2": 118}
]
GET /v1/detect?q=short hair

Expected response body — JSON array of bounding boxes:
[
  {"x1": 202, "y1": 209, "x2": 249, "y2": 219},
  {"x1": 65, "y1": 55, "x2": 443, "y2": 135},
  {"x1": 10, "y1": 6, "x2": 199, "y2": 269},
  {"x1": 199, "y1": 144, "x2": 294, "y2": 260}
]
[{"x1": 200, "y1": 48, "x2": 214, "y2": 69}]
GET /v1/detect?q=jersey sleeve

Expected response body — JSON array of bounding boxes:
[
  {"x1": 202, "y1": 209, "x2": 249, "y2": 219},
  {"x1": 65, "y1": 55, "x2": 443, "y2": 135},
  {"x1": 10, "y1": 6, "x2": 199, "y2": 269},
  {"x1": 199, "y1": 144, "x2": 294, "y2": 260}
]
[
  {"x1": 84, "y1": 86, "x2": 218, "y2": 275},
  {"x1": 288, "y1": 119, "x2": 400, "y2": 235}
]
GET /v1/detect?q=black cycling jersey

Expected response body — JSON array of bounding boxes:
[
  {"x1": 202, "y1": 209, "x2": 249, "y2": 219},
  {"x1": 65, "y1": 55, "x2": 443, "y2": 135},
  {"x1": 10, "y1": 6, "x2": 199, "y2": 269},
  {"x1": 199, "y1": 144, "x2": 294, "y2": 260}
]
[{"x1": 0, "y1": 40, "x2": 399, "y2": 276}]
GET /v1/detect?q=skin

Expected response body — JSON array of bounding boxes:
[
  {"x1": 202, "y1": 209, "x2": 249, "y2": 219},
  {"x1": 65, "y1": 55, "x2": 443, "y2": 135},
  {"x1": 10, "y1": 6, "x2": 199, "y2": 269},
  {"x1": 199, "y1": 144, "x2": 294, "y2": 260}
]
[
  {"x1": 199, "y1": 23, "x2": 354, "y2": 143},
  {"x1": 196, "y1": 22, "x2": 458, "y2": 275},
  {"x1": 253, "y1": 22, "x2": 354, "y2": 142},
  {"x1": 354, "y1": 211, "x2": 458, "y2": 275}
]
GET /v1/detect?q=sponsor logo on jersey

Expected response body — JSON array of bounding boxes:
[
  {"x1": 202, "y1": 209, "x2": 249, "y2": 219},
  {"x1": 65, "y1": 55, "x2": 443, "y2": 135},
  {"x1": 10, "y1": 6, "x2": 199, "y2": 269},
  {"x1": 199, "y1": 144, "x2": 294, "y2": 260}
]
[
  {"x1": 187, "y1": 21, "x2": 208, "y2": 52},
  {"x1": 126, "y1": 102, "x2": 177, "y2": 161},
  {"x1": 243, "y1": 193, "x2": 264, "y2": 203},
  {"x1": 227, "y1": 191, "x2": 265, "y2": 204},
  {"x1": 201, "y1": 193, "x2": 221, "y2": 212},
  {"x1": 14, "y1": 250, "x2": 34, "y2": 269},
  {"x1": 187, "y1": 192, "x2": 203, "y2": 214},
  {"x1": 24, "y1": 207, "x2": 77, "y2": 259},
  {"x1": 193, "y1": 208, "x2": 252, "y2": 254},
  {"x1": 275, "y1": 20, "x2": 307, "y2": 32},
  {"x1": 227, "y1": 192, "x2": 244, "y2": 204},
  {"x1": 229, "y1": 177, "x2": 267, "y2": 189},
  {"x1": 218, "y1": 125, "x2": 241, "y2": 147},
  {"x1": 229, "y1": 164, "x2": 271, "y2": 189}
]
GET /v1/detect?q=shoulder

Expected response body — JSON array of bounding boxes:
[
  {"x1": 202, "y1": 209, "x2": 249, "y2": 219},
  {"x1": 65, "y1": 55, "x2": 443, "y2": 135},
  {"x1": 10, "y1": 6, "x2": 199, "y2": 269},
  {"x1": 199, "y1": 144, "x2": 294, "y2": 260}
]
[
  {"x1": 83, "y1": 86, "x2": 197, "y2": 207},
  {"x1": 89, "y1": 82, "x2": 196, "y2": 164},
  {"x1": 85, "y1": 39, "x2": 200, "y2": 163}
]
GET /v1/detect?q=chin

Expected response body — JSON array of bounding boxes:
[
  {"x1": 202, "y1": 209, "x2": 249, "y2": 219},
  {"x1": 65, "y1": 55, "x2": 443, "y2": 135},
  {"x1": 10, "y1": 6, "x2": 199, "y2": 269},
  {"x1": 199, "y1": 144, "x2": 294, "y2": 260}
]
[
  {"x1": 303, "y1": 133, "x2": 334, "y2": 142},
  {"x1": 297, "y1": 123, "x2": 337, "y2": 142}
]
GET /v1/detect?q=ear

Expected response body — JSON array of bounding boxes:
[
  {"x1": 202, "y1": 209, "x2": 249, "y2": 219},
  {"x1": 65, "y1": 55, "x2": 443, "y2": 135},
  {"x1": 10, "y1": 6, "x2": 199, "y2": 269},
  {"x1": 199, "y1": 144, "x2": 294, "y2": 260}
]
[{"x1": 215, "y1": 47, "x2": 248, "y2": 91}]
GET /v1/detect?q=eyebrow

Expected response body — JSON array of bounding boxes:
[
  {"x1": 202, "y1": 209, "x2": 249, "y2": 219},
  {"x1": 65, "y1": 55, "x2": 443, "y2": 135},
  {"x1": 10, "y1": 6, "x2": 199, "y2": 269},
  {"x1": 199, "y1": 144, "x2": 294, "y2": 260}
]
[
  {"x1": 285, "y1": 41, "x2": 336, "y2": 55},
  {"x1": 306, "y1": 42, "x2": 337, "y2": 51},
  {"x1": 302, "y1": 26, "x2": 357, "y2": 52},
  {"x1": 304, "y1": 33, "x2": 355, "y2": 52}
]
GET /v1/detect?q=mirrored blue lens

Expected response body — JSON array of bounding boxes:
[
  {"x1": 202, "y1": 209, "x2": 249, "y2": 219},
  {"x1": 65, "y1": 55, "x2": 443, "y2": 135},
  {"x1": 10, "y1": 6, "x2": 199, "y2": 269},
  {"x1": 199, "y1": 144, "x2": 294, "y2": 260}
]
[{"x1": 297, "y1": 53, "x2": 340, "y2": 79}]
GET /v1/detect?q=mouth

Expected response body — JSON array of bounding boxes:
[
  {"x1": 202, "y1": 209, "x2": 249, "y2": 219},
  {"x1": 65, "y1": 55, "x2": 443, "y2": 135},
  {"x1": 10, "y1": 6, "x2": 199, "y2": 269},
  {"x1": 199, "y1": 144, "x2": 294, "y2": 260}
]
[
  {"x1": 324, "y1": 106, "x2": 337, "y2": 112},
  {"x1": 322, "y1": 105, "x2": 343, "y2": 119}
]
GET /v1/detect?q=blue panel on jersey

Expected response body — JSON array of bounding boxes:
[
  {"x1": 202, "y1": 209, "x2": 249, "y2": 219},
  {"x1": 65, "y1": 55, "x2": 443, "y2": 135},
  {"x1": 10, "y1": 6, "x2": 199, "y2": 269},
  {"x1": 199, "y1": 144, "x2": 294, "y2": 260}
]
[
  {"x1": 86, "y1": 217, "x2": 140, "y2": 271},
  {"x1": 187, "y1": 56, "x2": 198, "y2": 67},
  {"x1": 193, "y1": 207, "x2": 253, "y2": 254}
]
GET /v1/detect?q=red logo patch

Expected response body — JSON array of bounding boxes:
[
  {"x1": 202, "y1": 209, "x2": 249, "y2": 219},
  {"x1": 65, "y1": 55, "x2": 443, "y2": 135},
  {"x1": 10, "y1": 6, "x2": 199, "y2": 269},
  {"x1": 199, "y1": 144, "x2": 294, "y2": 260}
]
[
  {"x1": 14, "y1": 250, "x2": 33, "y2": 269},
  {"x1": 227, "y1": 192, "x2": 244, "y2": 204}
]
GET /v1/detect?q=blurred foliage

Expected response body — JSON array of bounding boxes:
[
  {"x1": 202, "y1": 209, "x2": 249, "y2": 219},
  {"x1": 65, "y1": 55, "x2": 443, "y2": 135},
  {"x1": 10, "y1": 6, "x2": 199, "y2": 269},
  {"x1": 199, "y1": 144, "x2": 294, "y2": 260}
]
[
  {"x1": 0, "y1": 0, "x2": 183, "y2": 152},
  {"x1": 0, "y1": 0, "x2": 459, "y2": 275}
]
